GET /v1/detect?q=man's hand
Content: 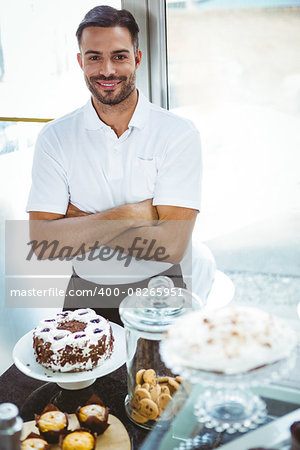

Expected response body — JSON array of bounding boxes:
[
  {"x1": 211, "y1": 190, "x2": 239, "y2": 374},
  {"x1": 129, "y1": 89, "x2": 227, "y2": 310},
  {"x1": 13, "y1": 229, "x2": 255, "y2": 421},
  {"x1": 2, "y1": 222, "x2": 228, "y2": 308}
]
[
  {"x1": 106, "y1": 205, "x2": 198, "y2": 264},
  {"x1": 130, "y1": 199, "x2": 158, "y2": 222},
  {"x1": 65, "y1": 203, "x2": 91, "y2": 218}
]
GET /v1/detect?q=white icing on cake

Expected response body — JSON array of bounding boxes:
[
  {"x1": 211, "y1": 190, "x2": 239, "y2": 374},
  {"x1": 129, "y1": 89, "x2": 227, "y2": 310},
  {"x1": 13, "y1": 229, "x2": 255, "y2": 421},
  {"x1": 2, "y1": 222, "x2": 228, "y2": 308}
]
[
  {"x1": 33, "y1": 308, "x2": 114, "y2": 372},
  {"x1": 160, "y1": 306, "x2": 297, "y2": 374}
]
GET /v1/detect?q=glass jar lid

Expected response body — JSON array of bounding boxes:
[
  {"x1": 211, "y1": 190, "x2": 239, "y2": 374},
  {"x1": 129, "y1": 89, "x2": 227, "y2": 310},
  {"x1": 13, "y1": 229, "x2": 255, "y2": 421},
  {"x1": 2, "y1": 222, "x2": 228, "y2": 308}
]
[
  {"x1": 119, "y1": 276, "x2": 202, "y2": 333},
  {"x1": 0, "y1": 403, "x2": 19, "y2": 429}
]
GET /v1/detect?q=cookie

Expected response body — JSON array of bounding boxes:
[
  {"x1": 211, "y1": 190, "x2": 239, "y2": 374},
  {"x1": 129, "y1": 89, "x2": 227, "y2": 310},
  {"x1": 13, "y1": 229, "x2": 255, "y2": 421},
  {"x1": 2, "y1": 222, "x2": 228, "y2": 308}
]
[
  {"x1": 137, "y1": 398, "x2": 159, "y2": 420},
  {"x1": 160, "y1": 385, "x2": 170, "y2": 395},
  {"x1": 175, "y1": 376, "x2": 183, "y2": 383},
  {"x1": 141, "y1": 383, "x2": 150, "y2": 391},
  {"x1": 149, "y1": 384, "x2": 161, "y2": 403},
  {"x1": 136, "y1": 369, "x2": 146, "y2": 385},
  {"x1": 131, "y1": 409, "x2": 149, "y2": 424},
  {"x1": 143, "y1": 369, "x2": 157, "y2": 386},
  {"x1": 158, "y1": 393, "x2": 172, "y2": 411},
  {"x1": 168, "y1": 378, "x2": 180, "y2": 395},
  {"x1": 157, "y1": 376, "x2": 169, "y2": 384},
  {"x1": 131, "y1": 388, "x2": 151, "y2": 409}
]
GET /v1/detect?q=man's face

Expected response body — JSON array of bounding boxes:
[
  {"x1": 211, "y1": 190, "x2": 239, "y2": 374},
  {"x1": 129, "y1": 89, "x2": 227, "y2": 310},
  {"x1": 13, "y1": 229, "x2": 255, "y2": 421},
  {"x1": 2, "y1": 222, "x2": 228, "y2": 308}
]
[{"x1": 77, "y1": 26, "x2": 141, "y2": 106}]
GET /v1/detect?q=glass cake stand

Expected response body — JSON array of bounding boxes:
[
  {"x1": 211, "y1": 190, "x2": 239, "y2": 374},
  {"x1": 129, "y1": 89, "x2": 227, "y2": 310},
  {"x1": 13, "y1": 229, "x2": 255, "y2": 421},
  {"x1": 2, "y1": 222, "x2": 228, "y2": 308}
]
[
  {"x1": 13, "y1": 322, "x2": 126, "y2": 390},
  {"x1": 160, "y1": 347, "x2": 297, "y2": 434}
]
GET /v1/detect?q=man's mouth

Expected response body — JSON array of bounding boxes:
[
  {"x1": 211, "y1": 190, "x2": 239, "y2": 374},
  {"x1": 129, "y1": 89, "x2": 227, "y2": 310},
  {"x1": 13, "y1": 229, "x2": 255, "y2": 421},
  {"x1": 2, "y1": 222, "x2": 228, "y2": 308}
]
[{"x1": 96, "y1": 80, "x2": 122, "y2": 89}]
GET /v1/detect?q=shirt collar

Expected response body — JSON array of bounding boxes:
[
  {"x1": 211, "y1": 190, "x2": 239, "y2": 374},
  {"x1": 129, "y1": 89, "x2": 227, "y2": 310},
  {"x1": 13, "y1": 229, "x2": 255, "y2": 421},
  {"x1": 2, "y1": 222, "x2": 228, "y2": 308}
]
[
  {"x1": 83, "y1": 98, "x2": 107, "y2": 131},
  {"x1": 83, "y1": 89, "x2": 150, "y2": 131},
  {"x1": 128, "y1": 89, "x2": 150, "y2": 130}
]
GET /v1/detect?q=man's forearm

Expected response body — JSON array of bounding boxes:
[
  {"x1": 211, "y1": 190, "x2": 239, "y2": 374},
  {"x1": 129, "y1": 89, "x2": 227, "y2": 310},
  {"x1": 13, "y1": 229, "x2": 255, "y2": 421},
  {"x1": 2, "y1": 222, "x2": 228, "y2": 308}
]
[
  {"x1": 29, "y1": 201, "x2": 157, "y2": 259},
  {"x1": 105, "y1": 219, "x2": 194, "y2": 265}
]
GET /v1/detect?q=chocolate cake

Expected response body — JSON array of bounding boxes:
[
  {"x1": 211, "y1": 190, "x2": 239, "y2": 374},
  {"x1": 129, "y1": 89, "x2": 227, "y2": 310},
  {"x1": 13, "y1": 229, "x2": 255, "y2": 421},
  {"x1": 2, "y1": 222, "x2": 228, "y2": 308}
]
[{"x1": 33, "y1": 309, "x2": 114, "y2": 372}]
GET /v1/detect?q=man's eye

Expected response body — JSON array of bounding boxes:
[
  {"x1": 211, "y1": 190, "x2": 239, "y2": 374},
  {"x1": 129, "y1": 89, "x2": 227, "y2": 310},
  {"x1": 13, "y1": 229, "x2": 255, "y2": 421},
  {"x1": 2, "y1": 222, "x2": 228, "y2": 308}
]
[
  {"x1": 89, "y1": 55, "x2": 100, "y2": 61},
  {"x1": 115, "y1": 55, "x2": 126, "y2": 60}
]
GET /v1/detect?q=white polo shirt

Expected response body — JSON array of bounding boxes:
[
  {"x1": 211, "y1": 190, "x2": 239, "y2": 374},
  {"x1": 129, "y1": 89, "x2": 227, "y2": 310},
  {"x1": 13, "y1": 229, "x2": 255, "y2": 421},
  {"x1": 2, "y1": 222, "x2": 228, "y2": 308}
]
[{"x1": 27, "y1": 91, "x2": 202, "y2": 283}]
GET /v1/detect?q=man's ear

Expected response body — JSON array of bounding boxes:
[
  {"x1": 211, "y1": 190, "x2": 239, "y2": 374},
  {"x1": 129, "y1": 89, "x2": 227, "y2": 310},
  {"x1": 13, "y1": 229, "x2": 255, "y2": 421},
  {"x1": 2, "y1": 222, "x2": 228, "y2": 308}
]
[
  {"x1": 135, "y1": 50, "x2": 142, "y2": 69},
  {"x1": 77, "y1": 52, "x2": 83, "y2": 69}
]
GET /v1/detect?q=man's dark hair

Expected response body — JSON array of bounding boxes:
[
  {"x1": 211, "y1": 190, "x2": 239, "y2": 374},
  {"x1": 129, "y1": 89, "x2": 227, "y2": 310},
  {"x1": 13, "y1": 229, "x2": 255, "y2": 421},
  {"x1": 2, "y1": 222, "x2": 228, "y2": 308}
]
[{"x1": 76, "y1": 5, "x2": 139, "y2": 52}]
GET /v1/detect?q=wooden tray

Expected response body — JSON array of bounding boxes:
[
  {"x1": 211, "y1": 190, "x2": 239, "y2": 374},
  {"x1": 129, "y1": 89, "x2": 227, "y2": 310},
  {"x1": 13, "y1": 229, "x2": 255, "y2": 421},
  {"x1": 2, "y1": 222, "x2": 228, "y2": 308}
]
[{"x1": 21, "y1": 413, "x2": 131, "y2": 449}]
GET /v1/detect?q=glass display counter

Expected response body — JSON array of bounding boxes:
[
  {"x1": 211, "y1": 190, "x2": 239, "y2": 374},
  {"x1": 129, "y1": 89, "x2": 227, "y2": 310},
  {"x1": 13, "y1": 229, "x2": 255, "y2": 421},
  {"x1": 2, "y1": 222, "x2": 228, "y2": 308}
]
[{"x1": 141, "y1": 346, "x2": 300, "y2": 450}]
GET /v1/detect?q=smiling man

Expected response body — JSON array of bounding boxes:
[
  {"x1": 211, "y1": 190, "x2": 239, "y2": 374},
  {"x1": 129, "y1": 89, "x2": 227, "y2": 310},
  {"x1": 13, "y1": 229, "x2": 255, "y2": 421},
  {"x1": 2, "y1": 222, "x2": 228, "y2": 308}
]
[
  {"x1": 77, "y1": 23, "x2": 141, "y2": 138},
  {"x1": 27, "y1": 6, "x2": 215, "y2": 324}
]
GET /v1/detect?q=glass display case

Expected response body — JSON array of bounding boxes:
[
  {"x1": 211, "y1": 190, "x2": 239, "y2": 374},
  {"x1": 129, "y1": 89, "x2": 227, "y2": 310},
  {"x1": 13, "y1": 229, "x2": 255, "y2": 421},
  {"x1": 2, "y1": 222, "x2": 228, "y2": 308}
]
[{"x1": 141, "y1": 345, "x2": 300, "y2": 449}]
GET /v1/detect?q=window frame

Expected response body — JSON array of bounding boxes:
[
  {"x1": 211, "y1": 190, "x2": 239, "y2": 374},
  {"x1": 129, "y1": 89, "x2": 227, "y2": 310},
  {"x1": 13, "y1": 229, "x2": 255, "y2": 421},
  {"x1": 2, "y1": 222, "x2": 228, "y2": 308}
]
[{"x1": 122, "y1": 0, "x2": 169, "y2": 108}]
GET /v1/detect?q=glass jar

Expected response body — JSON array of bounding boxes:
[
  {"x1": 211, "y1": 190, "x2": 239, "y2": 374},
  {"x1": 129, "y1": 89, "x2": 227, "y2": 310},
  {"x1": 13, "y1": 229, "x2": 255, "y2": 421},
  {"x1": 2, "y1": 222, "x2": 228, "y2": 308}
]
[{"x1": 119, "y1": 276, "x2": 202, "y2": 429}]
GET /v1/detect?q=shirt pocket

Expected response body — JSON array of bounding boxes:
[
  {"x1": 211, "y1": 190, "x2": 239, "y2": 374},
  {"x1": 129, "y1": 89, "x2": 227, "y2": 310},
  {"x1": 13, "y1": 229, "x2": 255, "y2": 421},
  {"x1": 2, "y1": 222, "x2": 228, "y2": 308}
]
[{"x1": 130, "y1": 157, "x2": 157, "y2": 200}]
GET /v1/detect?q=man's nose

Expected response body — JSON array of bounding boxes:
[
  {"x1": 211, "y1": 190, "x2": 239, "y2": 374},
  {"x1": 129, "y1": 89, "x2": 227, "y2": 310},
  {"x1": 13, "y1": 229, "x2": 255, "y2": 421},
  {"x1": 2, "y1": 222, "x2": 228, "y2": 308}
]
[{"x1": 100, "y1": 59, "x2": 116, "y2": 77}]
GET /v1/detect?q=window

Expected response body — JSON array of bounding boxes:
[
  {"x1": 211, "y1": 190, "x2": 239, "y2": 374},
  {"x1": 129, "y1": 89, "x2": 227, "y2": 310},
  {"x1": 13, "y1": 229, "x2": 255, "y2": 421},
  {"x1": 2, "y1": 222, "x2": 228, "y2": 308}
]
[
  {"x1": 166, "y1": 0, "x2": 300, "y2": 314},
  {"x1": 0, "y1": 0, "x2": 121, "y2": 118},
  {"x1": 0, "y1": 0, "x2": 122, "y2": 216},
  {"x1": 0, "y1": 0, "x2": 122, "y2": 374}
]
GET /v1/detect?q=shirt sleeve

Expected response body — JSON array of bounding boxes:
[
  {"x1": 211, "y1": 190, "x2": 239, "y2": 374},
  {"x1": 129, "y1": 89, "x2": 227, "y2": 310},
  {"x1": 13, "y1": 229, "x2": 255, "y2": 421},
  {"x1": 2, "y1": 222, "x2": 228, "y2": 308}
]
[
  {"x1": 152, "y1": 127, "x2": 202, "y2": 211},
  {"x1": 26, "y1": 129, "x2": 69, "y2": 214}
]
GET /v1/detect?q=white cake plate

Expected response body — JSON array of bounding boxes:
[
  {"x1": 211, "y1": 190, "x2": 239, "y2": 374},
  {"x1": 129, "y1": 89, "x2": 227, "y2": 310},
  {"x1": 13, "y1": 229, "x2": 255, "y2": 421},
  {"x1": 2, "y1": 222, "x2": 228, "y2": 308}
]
[{"x1": 13, "y1": 322, "x2": 126, "y2": 390}]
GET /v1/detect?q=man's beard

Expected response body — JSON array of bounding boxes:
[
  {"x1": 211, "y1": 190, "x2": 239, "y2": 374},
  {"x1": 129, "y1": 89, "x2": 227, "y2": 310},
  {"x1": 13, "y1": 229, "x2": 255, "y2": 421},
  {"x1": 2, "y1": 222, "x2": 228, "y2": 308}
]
[{"x1": 85, "y1": 72, "x2": 136, "y2": 106}]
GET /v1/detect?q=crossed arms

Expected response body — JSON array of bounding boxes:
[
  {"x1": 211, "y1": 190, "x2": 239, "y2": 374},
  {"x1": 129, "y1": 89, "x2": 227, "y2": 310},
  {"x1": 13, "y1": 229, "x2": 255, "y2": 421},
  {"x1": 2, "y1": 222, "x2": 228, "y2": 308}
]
[{"x1": 29, "y1": 200, "x2": 197, "y2": 264}]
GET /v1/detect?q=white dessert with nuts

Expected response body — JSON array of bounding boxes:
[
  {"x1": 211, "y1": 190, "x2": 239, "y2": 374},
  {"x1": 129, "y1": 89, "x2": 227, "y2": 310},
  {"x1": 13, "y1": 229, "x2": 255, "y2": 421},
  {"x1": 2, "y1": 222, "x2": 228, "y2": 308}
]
[{"x1": 161, "y1": 306, "x2": 297, "y2": 374}]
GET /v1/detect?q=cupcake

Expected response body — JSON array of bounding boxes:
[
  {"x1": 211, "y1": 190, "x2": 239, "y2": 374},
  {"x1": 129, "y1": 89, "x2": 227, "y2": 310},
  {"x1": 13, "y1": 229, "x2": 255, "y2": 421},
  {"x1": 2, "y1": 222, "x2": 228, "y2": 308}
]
[
  {"x1": 291, "y1": 421, "x2": 300, "y2": 450},
  {"x1": 59, "y1": 429, "x2": 96, "y2": 450},
  {"x1": 35, "y1": 404, "x2": 68, "y2": 443},
  {"x1": 76, "y1": 395, "x2": 109, "y2": 435},
  {"x1": 21, "y1": 432, "x2": 50, "y2": 450}
]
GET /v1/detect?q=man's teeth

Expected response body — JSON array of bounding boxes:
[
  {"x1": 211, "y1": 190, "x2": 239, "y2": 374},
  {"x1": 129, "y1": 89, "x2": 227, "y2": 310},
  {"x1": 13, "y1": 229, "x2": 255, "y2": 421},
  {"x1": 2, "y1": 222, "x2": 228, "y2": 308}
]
[{"x1": 100, "y1": 82, "x2": 117, "y2": 86}]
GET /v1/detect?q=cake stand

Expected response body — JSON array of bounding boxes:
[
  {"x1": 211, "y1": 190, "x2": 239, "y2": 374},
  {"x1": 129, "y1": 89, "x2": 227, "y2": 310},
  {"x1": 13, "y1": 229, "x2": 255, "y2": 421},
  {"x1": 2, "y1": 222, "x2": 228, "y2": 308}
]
[
  {"x1": 13, "y1": 322, "x2": 126, "y2": 390},
  {"x1": 160, "y1": 346, "x2": 296, "y2": 434}
]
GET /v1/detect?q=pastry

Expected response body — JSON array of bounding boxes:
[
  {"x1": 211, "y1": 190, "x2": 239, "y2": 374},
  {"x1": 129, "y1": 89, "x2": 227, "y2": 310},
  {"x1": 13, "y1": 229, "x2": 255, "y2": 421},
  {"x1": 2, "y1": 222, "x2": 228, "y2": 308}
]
[
  {"x1": 76, "y1": 395, "x2": 109, "y2": 435},
  {"x1": 160, "y1": 306, "x2": 297, "y2": 374},
  {"x1": 291, "y1": 421, "x2": 300, "y2": 450},
  {"x1": 35, "y1": 404, "x2": 68, "y2": 443},
  {"x1": 21, "y1": 433, "x2": 50, "y2": 450},
  {"x1": 59, "y1": 429, "x2": 96, "y2": 450},
  {"x1": 33, "y1": 309, "x2": 114, "y2": 372}
]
